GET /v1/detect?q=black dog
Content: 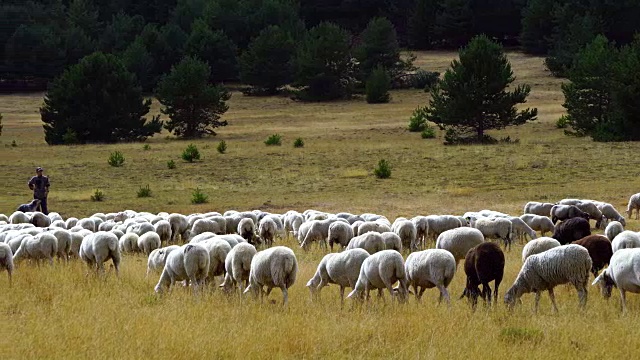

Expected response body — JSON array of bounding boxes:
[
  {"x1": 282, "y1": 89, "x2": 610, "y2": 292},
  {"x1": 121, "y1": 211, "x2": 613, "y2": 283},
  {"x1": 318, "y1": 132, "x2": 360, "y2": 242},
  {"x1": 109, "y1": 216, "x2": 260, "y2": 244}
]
[{"x1": 16, "y1": 199, "x2": 40, "y2": 213}]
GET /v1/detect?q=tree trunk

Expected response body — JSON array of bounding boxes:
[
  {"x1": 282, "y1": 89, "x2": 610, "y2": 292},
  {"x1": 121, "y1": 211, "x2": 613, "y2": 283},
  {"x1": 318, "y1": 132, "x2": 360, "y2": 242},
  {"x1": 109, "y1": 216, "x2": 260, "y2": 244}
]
[{"x1": 476, "y1": 124, "x2": 484, "y2": 142}]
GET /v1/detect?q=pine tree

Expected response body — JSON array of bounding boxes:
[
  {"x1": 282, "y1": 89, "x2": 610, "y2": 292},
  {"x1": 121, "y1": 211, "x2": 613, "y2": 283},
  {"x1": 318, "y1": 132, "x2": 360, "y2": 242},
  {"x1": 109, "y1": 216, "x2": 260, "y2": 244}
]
[
  {"x1": 185, "y1": 19, "x2": 238, "y2": 82},
  {"x1": 425, "y1": 35, "x2": 537, "y2": 143}
]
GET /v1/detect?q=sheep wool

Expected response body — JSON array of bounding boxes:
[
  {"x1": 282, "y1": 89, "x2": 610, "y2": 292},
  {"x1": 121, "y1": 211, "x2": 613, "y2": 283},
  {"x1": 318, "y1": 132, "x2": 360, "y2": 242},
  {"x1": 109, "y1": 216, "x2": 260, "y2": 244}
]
[
  {"x1": 244, "y1": 246, "x2": 298, "y2": 306},
  {"x1": 405, "y1": 249, "x2": 456, "y2": 304}
]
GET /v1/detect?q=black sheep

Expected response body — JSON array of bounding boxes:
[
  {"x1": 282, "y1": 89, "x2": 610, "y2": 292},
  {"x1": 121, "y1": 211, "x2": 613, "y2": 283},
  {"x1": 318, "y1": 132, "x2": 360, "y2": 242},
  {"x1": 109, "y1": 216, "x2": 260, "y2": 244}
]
[
  {"x1": 572, "y1": 234, "x2": 613, "y2": 277},
  {"x1": 460, "y1": 242, "x2": 505, "y2": 308},
  {"x1": 552, "y1": 217, "x2": 591, "y2": 245}
]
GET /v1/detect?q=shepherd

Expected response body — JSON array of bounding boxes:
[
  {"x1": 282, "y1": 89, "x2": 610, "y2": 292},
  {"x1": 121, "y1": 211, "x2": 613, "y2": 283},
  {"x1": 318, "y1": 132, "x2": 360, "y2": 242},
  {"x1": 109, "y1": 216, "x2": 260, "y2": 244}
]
[{"x1": 28, "y1": 167, "x2": 50, "y2": 214}]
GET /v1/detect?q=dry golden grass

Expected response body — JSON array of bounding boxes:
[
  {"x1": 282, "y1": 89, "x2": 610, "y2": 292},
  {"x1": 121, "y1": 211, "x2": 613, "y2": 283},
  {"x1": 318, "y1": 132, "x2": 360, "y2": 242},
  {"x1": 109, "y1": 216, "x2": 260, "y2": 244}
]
[{"x1": 2, "y1": 51, "x2": 640, "y2": 359}]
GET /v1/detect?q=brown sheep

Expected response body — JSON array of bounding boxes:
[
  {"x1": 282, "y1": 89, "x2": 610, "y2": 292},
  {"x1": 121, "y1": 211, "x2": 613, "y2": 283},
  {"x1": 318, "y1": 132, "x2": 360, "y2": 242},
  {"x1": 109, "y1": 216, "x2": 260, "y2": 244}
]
[
  {"x1": 460, "y1": 242, "x2": 505, "y2": 308},
  {"x1": 572, "y1": 234, "x2": 613, "y2": 277},
  {"x1": 552, "y1": 218, "x2": 591, "y2": 245}
]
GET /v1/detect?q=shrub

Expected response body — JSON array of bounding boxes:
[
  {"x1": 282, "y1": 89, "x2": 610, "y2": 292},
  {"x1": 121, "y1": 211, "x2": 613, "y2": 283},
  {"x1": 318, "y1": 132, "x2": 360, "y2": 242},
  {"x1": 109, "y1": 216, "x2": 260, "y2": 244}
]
[
  {"x1": 411, "y1": 70, "x2": 440, "y2": 90},
  {"x1": 62, "y1": 129, "x2": 79, "y2": 144},
  {"x1": 137, "y1": 184, "x2": 152, "y2": 198},
  {"x1": 90, "y1": 189, "x2": 104, "y2": 201},
  {"x1": 181, "y1": 144, "x2": 201, "y2": 162},
  {"x1": 374, "y1": 159, "x2": 392, "y2": 179},
  {"x1": 556, "y1": 115, "x2": 569, "y2": 129},
  {"x1": 293, "y1": 138, "x2": 304, "y2": 148},
  {"x1": 191, "y1": 187, "x2": 208, "y2": 204},
  {"x1": 143, "y1": 144, "x2": 151, "y2": 150},
  {"x1": 421, "y1": 125, "x2": 436, "y2": 139},
  {"x1": 408, "y1": 108, "x2": 427, "y2": 132},
  {"x1": 265, "y1": 134, "x2": 282, "y2": 146},
  {"x1": 366, "y1": 65, "x2": 391, "y2": 104},
  {"x1": 11, "y1": 140, "x2": 17, "y2": 147},
  {"x1": 108, "y1": 151, "x2": 125, "y2": 167},
  {"x1": 167, "y1": 160, "x2": 176, "y2": 169},
  {"x1": 217, "y1": 140, "x2": 227, "y2": 154}
]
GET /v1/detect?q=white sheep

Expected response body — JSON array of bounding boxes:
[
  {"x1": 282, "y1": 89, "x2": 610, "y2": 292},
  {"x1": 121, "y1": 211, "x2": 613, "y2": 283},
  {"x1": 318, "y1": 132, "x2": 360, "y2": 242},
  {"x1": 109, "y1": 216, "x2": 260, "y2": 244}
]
[
  {"x1": 9, "y1": 211, "x2": 30, "y2": 224},
  {"x1": 523, "y1": 201, "x2": 554, "y2": 216},
  {"x1": 154, "y1": 220, "x2": 172, "y2": 244},
  {"x1": 188, "y1": 219, "x2": 220, "y2": 240},
  {"x1": 284, "y1": 211, "x2": 304, "y2": 237},
  {"x1": 243, "y1": 246, "x2": 298, "y2": 306},
  {"x1": 626, "y1": 193, "x2": 640, "y2": 220},
  {"x1": 237, "y1": 218, "x2": 258, "y2": 245},
  {"x1": 119, "y1": 233, "x2": 140, "y2": 253},
  {"x1": 435, "y1": 227, "x2": 484, "y2": 264},
  {"x1": 508, "y1": 216, "x2": 537, "y2": 243},
  {"x1": 301, "y1": 219, "x2": 342, "y2": 250},
  {"x1": 220, "y1": 242, "x2": 257, "y2": 294},
  {"x1": 347, "y1": 250, "x2": 408, "y2": 303},
  {"x1": 519, "y1": 214, "x2": 555, "y2": 236},
  {"x1": 306, "y1": 248, "x2": 370, "y2": 305},
  {"x1": 425, "y1": 215, "x2": 463, "y2": 244},
  {"x1": 328, "y1": 221, "x2": 354, "y2": 251},
  {"x1": 357, "y1": 221, "x2": 391, "y2": 237},
  {"x1": 258, "y1": 217, "x2": 277, "y2": 247},
  {"x1": 13, "y1": 233, "x2": 58, "y2": 266},
  {"x1": 137, "y1": 232, "x2": 161, "y2": 255},
  {"x1": 604, "y1": 221, "x2": 624, "y2": 241},
  {"x1": 393, "y1": 219, "x2": 417, "y2": 251},
  {"x1": 598, "y1": 203, "x2": 626, "y2": 226},
  {"x1": 155, "y1": 244, "x2": 210, "y2": 294},
  {"x1": 49, "y1": 228, "x2": 72, "y2": 262},
  {"x1": 167, "y1": 213, "x2": 189, "y2": 243},
  {"x1": 30, "y1": 212, "x2": 51, "y2": 228},
  {"x1": 199, "y1": 238, "x2": 232, "y2": 285},
  {"x1": 65, "y1": 217, "x2": 78, "y2": 229},
  {"x1": 380, "y1": 232, "x2": 402, "y2": 252},
  {"x1": 147, "y1": 245, "x2": 180, "y2": 276},
  {"x1": 69, "y1": 232, "x2": 85, "y2": 258},
  {"x1": 611, "y1": 231, "x2": 640, "y2": 252},
  {"x1": 473, "y1": 218, "x2": 513, "y2": 251},
  {"x1": 346, "y1": 232, "x2": 386, "y2": 255},
  {"x1": 405, "y1": 249, "x2": 456, "y2": 304},
  {"x1": 411, "y1": 216, "x2": 428, "y2": 246},
  {"x1": 77, "y1": 218, "x2": 96, "y2": 232},
  {"x1": 504, "y1": 244, "x2": 591, "y2": 312},
  {"x1": 0, "y1": 242, "x2": 14, "y2": 286},
  {"x1": 592, "y1": 248, "x2": 640, "y2": 312},
  {"x1": 521, "y1": 237, "x2": 561, "y2": 262},
  {"x1": 79, "y1": 231, "x2": 121, "y2": 276}
]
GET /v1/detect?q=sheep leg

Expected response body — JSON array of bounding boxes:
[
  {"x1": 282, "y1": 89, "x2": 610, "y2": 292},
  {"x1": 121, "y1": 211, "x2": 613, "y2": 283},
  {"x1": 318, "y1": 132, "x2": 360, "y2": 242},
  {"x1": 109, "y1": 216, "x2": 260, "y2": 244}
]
[
  {"x1": 282, "y1": 286, "x2": 288, "y2": 306},
  {"x1": 548, "y1": 289, "x2": 559, "y2": 313},
  {"x1": 339, "y1": 286, "x2": 345, "y2": 308},
  {"x1": 620, "y1": 289, "x2": 627, "y2": 313},
  {"x1": 534, "y1": 292, "x2": 541, "y2": 313},
  {"x1": 437, "y1": 285, "x2": 450, "y2": 305}
]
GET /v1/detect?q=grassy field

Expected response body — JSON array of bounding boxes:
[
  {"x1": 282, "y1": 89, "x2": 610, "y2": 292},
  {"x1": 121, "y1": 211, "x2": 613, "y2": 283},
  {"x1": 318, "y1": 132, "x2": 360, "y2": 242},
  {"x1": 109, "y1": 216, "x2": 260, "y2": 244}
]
[{"x1": 2, "y1": 51, "x2": 640, "y2": 359}]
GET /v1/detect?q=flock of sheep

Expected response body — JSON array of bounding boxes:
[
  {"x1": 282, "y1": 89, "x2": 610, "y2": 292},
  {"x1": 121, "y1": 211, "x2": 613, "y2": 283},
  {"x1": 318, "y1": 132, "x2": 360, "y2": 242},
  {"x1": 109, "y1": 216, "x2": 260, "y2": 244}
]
[{"x1": 3, "y1": 193, "x2": 640, "y2": 312}]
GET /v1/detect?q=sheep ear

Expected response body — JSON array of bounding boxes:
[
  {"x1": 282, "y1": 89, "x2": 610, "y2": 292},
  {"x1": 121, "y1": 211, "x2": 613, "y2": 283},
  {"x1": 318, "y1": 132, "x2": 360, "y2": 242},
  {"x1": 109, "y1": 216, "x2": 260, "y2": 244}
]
[{"x1": 592, "y1": 273, "x2": 603, "y2": 286}]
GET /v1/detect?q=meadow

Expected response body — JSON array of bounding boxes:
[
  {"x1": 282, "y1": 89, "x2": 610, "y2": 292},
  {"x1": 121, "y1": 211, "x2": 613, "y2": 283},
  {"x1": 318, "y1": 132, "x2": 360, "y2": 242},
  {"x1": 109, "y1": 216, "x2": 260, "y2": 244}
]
[{"x1": 1, "y1": 51, "x2": 640, "y2": 359}]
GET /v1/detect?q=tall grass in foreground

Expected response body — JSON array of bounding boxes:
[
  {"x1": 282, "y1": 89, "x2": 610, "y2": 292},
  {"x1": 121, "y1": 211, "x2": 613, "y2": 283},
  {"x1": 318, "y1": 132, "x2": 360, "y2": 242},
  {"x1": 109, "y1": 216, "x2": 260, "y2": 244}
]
[{"x1": 2, "y1": 235, "x2": 640, "y2": 359}]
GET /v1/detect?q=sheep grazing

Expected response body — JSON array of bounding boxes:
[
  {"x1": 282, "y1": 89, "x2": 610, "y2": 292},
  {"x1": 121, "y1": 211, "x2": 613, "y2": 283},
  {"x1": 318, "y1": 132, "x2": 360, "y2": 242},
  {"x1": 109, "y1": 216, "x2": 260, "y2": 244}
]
[
  {"x1": 604, "y1": 221, "x2": 624, "y2": 241},
  {"x1": 189, "y1": 219, "x2": 221, "y2": 240},
  {"x1": 521, "y1": 237, "x2": 561, "y2": 262},
  {"x1": 9, "y1": 211, "x2": 30, "y2": 224},
  {"x1": 405, "y1": 249, "x2": 456, "y2": 304},
  {"x1": 220, "y1": 242, "x2": 257, "y2": 294},
  {"x1": 198, "y1": 238, "x2": 232, "y2": 285},
  {"x1": 393, "y1": 219, "x2": 417, "y2": 251},
  {"x1": 237, "y1": 218, "x2": 258, "y2": 245},
  {"x1": 13, "y1": 233, "x2": 58, "y2": 266},
  {"x1": 155, "y1": 244, "x2": 210, "y2": 294},
  {"x1": 523, "y1": 201, "x2": 554, "y2": 216},
  {"x1": 461, "y1": 242, "x2": 505, "y2": 308},
  {"x1": 504, "y1": 244, "x2": 592, "y2": 313},
  {"x1": 435, "y1": 227, "x2": 484, "y2": 264},
  {"x1": 346, "y1": 232, "x2": 386, "y2": 255},
  {"x1": 572, "y1": 235, "x2": 613, "y2": 277},
  {"x1": 552, "y1": 217, "x2": 591, "y2": 245},
  {"x1": 243, "y1": 246, "x2": 298, "y2": 306},
  {"x1": 30, "y1": 212, "x2": 51, "y2": 228},
  {"x1": 508, "y1": 216, "x2": 537, "y2": 243},
  {"x1": 550, "y1": 205, "x2": 590, "y2": 224},
  {"x1": 472, "y1": 218, "x2": 513, "y2": 251},
  {"x1": 0, "y1": 243, "x2": 14, "y2": 286},
  {"x1": 137, "y1": 232, "x2": 161, "y2": 255},
  {"x1": 597, "y1": 203, "x2": 626, "y2": 226},
  {"x1": 425, "y1": 215, "x2": 463, "y2": 243},
  {"x1": 119, "y1": 233, "x2": 140, "y2": 253},
  {"x1": 147, "y1": 245, "x2": 180, "y2": 276},
  {"x1": 79, "y1": 232, "x2": 121, "y2": 276},
  {"x1": 519, "y1": 214, "x2": 555, "y2": 236},
  {"x1": 347, "y1": 250, "x2": 408, "y2": 303},
  {"x1": 154, "y1": 220, "x2": 172, "y2": 244},
  {"x1": 380, "y1": 232, "x2": 402, "y2": 252},
  {"x1": 611, "y1": 231, "x2": 640, "y2": 253},
  {"x1": 592, "y1": 248, "x2": 640, "y2": 313},
  {"x1": 411, "y1": 216, "x2": 428, "y2": 247},
  {"x1": 258, "y1": 217, "x2": 277, "y2": 247},
  {"x1": 357, "y1": 220, "x2": 391, "y2": 236},
  {"x1": 327, "y1": 221, "x2": 354, "y2": 251},
  {"x1": 168, "y1": 213, "x2": 189, "y2": 243},
  {"x1": 306, "y1": 249, "x2": 370, "y2": 305},
  {"x1": 49, "y1": 228, "x2": 72, "y2": 262},
  {"x1": 16, "y1": 199, "x2": 41, "y2": 213},
  {"x1": 626, "y1": 193, "x2": 640, "y2": 220}
]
